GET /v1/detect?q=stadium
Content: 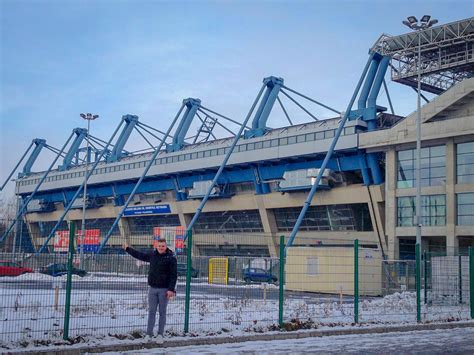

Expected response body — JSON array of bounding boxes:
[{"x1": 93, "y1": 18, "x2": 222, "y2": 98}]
[{"x1": 1, "y1": 16, "x2": 473, "y2": 262}]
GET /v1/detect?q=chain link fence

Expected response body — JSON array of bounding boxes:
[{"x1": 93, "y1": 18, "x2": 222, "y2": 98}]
[{"x1": 1, "y1": 225, "x2": 473, "y2": 347}]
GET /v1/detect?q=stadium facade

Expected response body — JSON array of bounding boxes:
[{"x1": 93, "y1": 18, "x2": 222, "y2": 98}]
[{"x1": 4, "y1": 17, "x2": 474, "y2": 260}]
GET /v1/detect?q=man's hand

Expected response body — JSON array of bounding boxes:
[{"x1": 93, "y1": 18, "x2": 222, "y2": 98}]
[
  {"x1": 166, "y1": 290, "x2": 175, "y2": 300},
  {"x1": 122, "y1": 242, "x2": 129, "y2": 250}
]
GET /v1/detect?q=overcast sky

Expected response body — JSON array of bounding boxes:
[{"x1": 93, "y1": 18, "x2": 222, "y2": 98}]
[{"x1": 0, "y1": 0, "x2": 471, "y2": 199}]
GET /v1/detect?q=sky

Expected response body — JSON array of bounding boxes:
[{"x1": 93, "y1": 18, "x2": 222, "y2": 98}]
[{"x1": 0, "y1": 0, "x2": 472, "y2": 200}]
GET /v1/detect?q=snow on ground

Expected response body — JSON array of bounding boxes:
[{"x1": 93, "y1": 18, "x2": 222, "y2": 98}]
[
  {"x1": 0, "y1": 273, "x2": 471, "y2": 351},
  {"x1": 97, "y1": 327, "x2": 474, "y2": 354}
]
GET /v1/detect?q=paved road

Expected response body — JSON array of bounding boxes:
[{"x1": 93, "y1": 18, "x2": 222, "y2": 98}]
[{"x1": 108, "y1": 327, "x2": 474, "y2": 354}]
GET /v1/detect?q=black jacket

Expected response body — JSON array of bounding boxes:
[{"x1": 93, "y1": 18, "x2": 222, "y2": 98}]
[{"x1": 126, "y1": 247, "x2": 178, "y2": 292}]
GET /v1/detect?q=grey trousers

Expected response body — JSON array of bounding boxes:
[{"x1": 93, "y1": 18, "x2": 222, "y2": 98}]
[{"x1": 147, "y1": 287, "x2": 169, "y2": 336}]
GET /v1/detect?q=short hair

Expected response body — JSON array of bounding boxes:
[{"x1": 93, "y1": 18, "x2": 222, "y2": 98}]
[{"x1": 156, "y1": 238, "x2": 167, "y2": 244}]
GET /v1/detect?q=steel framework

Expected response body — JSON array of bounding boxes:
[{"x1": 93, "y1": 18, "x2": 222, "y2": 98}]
[{"x1": 373, "y1": 17, "x2": 474, "y2": 94}]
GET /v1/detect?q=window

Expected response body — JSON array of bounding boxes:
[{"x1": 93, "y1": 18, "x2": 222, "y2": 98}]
[
  {"x1": 457, "y1": 142, "x2": 474, "y2": 183},
  {"x1": 185, "y1": 153, "x2": 192, "y2": 160},
  {"x1": 296, "y1": 135, "x2": 306, "y2": 143},
  {"x1": 279, "y1": 137, "x2": 288, "y2": 146},
  {"x1": 217, "y1": 148, "x2": 225, "y2": 155},
  {"x1": 210, "y1": 149, "x2": 218, "y2": 156},
  {"x1": 178, "y1": 155, "x2": 185, "y2": 161},
  {"x1": 254, "y1": 141, "x2": 263, "y2": 149},
  {"x1": 325, "y1": 130, "x2": 335, "y2": 139},
  {"x1": 262, "y1": 140, "x2": 271, "y2": 148},
  {"x1": 305, "y1": 133, "x2": 315, "y2": 141},
  {"x1": 457, "y1": 193, "x2": 474, "y2": 225},
  {"x1": 203, "y1": 150, "x2": 211, "y2": 158},
  {"x1": 128, "y1": 215, "x2": 180, "y2": 234},
  {"x1": 397, "y1": 195, "x2": 446, "y2": 226},
  {"x1": 288, "y1": 136, "x2": 297, "y2": 144},
  {"x1": 397, "y1": 145, "x2": 446, "y2": 188},
  {"x1": 307, "y1": 257, "x2": 318, "y2": 276},
  {"x1": 344, "y1": 127, "x2": 355, "y2": 135},
  {"x1": 247, "y1": 143, "x2": 255, "y2": 150},
  {"x1": 238, "y1": 145, "x2": 247, "y2": 152},
  {"x1": 273, "y1": 204, "x2": 373, "y2": 232},
  {"x1": 192, "y1": 210, "x2": 264, "y2": 233},
  {"x1": 315, "y1": 131, "x2": 325, "y2": 140},
  {"x1": 172, "y1": 156, "x2": 179, "y2": 162},
  {"x1": 270, "y1": 139, "x2": 279, "y2": 147},
  {"x1": 192, "y1": 152, "x2": 198, "y2": 159}
]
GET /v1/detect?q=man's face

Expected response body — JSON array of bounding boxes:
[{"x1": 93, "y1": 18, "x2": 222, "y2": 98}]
[{"x1": 157, "y1": 241, "x2": 167, "y2": 254}]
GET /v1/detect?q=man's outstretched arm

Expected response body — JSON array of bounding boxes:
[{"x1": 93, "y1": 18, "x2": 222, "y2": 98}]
[{"x1": 122, "y1": 242, "x2": 151, "y2": 262}]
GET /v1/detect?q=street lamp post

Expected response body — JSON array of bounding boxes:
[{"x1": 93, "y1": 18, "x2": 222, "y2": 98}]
[
  {"x1": 79, "y1": 113, "x2": 98, "y2": 268},
  {"x1": 402, "y1": 15, "x2": 438, "y2": 247}
]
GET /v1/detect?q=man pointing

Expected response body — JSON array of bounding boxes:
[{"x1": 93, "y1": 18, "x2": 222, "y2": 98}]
[{"x1": 123, "y1": 238, "x2": 177, "y2": 341}]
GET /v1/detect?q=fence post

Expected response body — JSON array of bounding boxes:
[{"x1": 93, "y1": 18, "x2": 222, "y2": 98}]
[
  {"x1": 354, "y1": 239, "x2": 359, "y2": 324},
  {"x1": 184, "y1": 230, "x2": 192, "y2": 333},
  {"x1": 278, "y1": 235, "x2": 285, "y2": 327},
  {"x1": 416, "y1": 243, "x2": 421, "y2": 323},
  {"x1": 469, "y1": 247, "x2": 474, "y2": 319},
  {"x1": 63, "y1": 221, "x2": 75, "y2": 340},
  {"x1": 423, "y1": 251, "x2": 428, "y2": 304}
]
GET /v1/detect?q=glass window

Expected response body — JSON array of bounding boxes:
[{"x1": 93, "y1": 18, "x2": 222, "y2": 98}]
[
  {"x1": 457, "y1": 142, "x2": 474, "y2": 184},
  {"x1": 397, "y1": 195, "x2": 446, "y2": 226},
  {"x1": 203, "y1": 150, "x2": 211, "y2": 158},
  {"x1": 262, "y1": 140, "x2": 271, "y2": 148},
  {"x1": 185, "y1": 153, "x2": 192, "y2": 160},
  {"x1": 315, "y1": 131, "x2": 325, "y2": 140},
  {"x1": 325, "y1": 130, "x2": 335, "y2": 139},
  {"x1": 192, "y1": 210, "x2": 264, "y2": 233},
  {"x1": 247, "y1": 143, "x2": 255, "y2": 150},
  {"x1": 457, "y1": 192, "x2": 474, "y2": 225},
  {"x1": 288, "y1": 136, "x2": 297, "y2": 144},
  {"x1": 305, "y1": 133, "x2": 315, "y2": 141},
  {"x1": 296, "y1": 135, "x2": 305, "y2": 143},
  {"x1": 210, "y1": 149, "x2": 218, "y2": 156},
  {"x1": 273, "y1": 204, "x2": 372, "y2": 232},
  {"x1": 270, "y1": 139, "x2": 279, "y2": 147},
  {"x1": 217, "y1": 148, "x2": 225, "y2": 155},
  {"x1": 397, "y1": 145, "x2": 446, "y2": 188},
  {"x1": 178, "y1": 155, "x2": 185, "y2": 161},
  {"x1": 254, "y1": 141, "x2": 263, "y2": 149},
  {"x1": 238, "y1": 145, "x2": 247, "y2": 152},
  {"x1": 197, "y1": 152, "x2": 204, "y2": 158},
  {"x1": 279, "y1": 137, "x2": 288, "y2": 146},
  {"x1": 191, "y1": 152, "x2": 198, "y2": 159}
]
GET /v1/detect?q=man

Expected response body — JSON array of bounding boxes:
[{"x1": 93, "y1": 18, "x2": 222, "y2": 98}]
[{"x1": 123, "y1": 238, "x2": 177, "y2": 341}]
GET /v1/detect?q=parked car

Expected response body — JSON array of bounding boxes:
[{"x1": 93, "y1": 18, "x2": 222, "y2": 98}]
[
  {"x1": 39, "y1": 263, "x2": 87, "y2": 277},
  {"x1": 177, "y1": 264, "x2": 199, "y2": 278},
  {"x1": 0, "y1": 260, "x2": 33, "y2": 277},
  {"x1": 242, "y1": 267, "x2": 277, "y2": 284}
]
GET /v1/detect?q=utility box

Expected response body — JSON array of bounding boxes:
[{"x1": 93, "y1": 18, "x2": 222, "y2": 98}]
[{"x1": 285, "y1": 247, "x2": 382, "y2": 296}]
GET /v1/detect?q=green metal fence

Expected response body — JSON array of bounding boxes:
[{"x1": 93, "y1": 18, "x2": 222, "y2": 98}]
[{"x1": 1, "y1": 227, "x2": 473, "y2": 347}]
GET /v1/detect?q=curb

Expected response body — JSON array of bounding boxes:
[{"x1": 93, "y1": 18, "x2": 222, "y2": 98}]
[{"x1": 10, "y1": 321, "x2": 474, "y2": 355}]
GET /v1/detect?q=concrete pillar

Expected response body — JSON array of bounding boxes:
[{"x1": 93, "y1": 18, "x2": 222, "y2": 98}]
[
  {"x1": 385, "y1": 148, "x2": 398, "y2": 259},
  {"x1": 445, "y1": 139, "x2": 458, "y2": 255},
  {"x1": 254, "y1": 195, "x2": 279, "y2": 257}
]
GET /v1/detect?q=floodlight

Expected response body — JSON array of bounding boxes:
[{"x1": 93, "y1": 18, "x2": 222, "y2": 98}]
[
  {"x1": 420, "y1": 15, "x2": 431, "y2": 23},
  {"x1": 407, "y1": 16, "x2": 418, "y2": 24}
]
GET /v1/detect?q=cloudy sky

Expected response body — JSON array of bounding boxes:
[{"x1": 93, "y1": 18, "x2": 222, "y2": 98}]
[{"x1": 0, "y1": 0, "x2": 471, "y2": 199}]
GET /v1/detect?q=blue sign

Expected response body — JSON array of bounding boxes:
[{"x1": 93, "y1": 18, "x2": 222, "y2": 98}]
[{"x1": 123, "y1": 204, "x2": 171, "y2": 216}]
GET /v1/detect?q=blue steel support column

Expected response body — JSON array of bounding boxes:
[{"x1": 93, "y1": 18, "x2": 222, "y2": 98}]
[
  {"x1": 357, "y1": 55, "x2": 381, "y2": 110},
  {"x1": 107, "y1": 115, "x2": 139, "y2": 162},
  {"x1": 285, "y1": 53, "x2": 375, "y2": 249},
  {"x1": 357, "y1": 151, "x2": 371, "y2": 186},
  {"x1": 37, "y1": 120, "x2": 125, "y2": 253},
  {"x1": 365, "y1": 55, "x2": 390, "y2": 184},
  {"x1": 20, "y1": 139, "x2": 47, "y2": 177},
  {"x1": 1, "y1": 141, "x2": 34, "y2": 191},
  {"x1": 98, "y1": 104, "x2": 186, "y2": 252},
  {"x1": 59, "y1": 128, "x2": 88, "y2": 171},
  {"x1": 246, "y1": 76, "x2": 283, "y2": 138},
  {"x1": 168, "y1": 98, "x2": 201, "y2": 152},
  {"x1": 185, "y1": 83, "x2": 268, "y2": 236},
  {"x1": 0, "y1": 132, "x2": 75, "y2": 243}
]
